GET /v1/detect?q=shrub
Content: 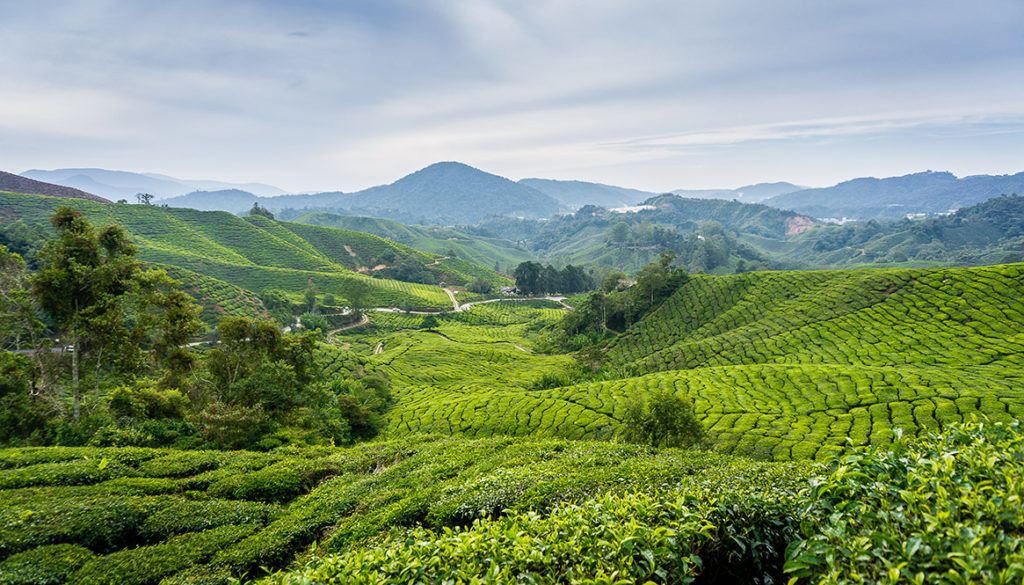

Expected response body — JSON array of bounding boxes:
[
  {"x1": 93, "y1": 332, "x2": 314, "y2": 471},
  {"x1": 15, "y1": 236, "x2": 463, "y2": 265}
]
[
  {"x1": 0, "y1": 543, "x2": 95, "y2": 585},
  {"x1": 198, "y1": 404, "x2": 272, "y2": 450},
  {"x1": 785, "y1": 421, "x2": 1024, "y2": 583},
  {"x1": 70, "y1": 523, "x2": 258, "y2": 585},
  {"x1": 620, "y1": 388, "x2": 705, "y2": 448}
]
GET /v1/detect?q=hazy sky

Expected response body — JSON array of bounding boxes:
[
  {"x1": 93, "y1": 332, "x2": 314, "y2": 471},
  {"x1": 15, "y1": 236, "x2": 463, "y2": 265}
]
[{"x1": 2, "y1": 0, "x2": 1023, "y2": 193}]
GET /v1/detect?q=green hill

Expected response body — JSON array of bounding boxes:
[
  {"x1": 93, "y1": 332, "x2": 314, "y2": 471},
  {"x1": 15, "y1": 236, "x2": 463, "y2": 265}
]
[
  {"x1": 0, "y1": 191, "x2": 506, "y2": 326},
  {"x1": 290, "y1": 212, "x2": 532, "y2": 273},
  {"x1": 370, "y1": 263, "x2": 1024, "y2": 460},
  {"x1": 773, "y1": 193, "x2": 1024, "y2": 266}
]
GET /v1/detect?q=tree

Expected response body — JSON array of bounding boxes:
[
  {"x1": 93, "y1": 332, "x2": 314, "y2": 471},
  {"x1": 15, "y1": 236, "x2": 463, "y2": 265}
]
[
  {"x1": 29, "y1": 208, "x2": 203, "y2": 422},
  {"x1": 248, "y1": 202, "x2": 274, "y2": 220},
  {"x1": 205, "y1": 316, "x2": 317, "y2": 414},
  {"x1": 468, "y1": 277, "x2": 493, "y2": 294},
  {"x1": 32, "y1": 209, "x2": 142, "y2": 421},
  {"x1": 607, "y1": 221, "x2": 631, "y2": 246},
  {"x1": 136, "y1": 193, "x2": 154, "y2": 205},
  {"x1": 343, "y1": 280, "x2": 372, "y2": 317},
  {"x1": 420, "y1": 314, "x2": 439, "y2": 329},
  {"x1": 513, "y1": 261, "x2": 542, "y2": 295},
  {"x1": 620, "y1": 388, "x2": 704, "y2": 448}
]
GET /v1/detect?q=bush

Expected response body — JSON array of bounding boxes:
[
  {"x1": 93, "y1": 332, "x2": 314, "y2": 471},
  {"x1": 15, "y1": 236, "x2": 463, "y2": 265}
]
[
  {"x1": 0, "y1": 543, "x2": 95, "y2": 585},
  {"x1": 207, "y1": 459, "x2": 340, "y2": 504},
  {"x1": 70, "y1": 523, "x2": 258, "y2": 585},
  {"x1": 198, "y1": 404, "x2": 272, "y2": 450},
  {"x1": 785, "y1": 421, "x2": 1024, "y2": 583},
  {"x1": 620, "y1": 388, "x2": 705, "y2": 448}
]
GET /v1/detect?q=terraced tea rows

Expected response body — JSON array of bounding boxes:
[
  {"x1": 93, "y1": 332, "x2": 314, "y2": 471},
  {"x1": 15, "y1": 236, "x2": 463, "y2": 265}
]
[
  {"x1": 371, "y1": 264, "x2": 1024, "y2": 460},
  {"x1": 607, "y1": 264, "x2": 1024, "y2": 371},
  {"x1": 384, "y1": 363, "x2": 1023, "y2": 459},
  {"x1": 0, "y1": 191, "x2": 499, "y2": 319}
]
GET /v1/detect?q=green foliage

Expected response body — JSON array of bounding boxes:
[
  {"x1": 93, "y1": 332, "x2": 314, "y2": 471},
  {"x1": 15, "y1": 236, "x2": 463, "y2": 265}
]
[
  {"x1": 785, "y1": 421, "x2": 1024, "y2": 583},
  {"x1": 621, "y1": 388, "x2": 704, "y2": 448},
  {"x1": 263, "y1": 488, "x2": 797, "y2": 585},
  {"x1": 467, "y1": 277, "x2": 493, "y2": 294},
  {"x1": 205, "y1": 317, "x2": 318, "y2": 415},
  {"x1": 0, "y1": 543, "x2": 95, "y2": 585},
  {"x1": 513, "y1": 261, "x2": 593, "y2": 295},
  {"x1": 70, "y1": 523, "x2": 258, "y2": 585},
  {"x1": 0, "y1": 438, "x2": 810, "y2": 583}
]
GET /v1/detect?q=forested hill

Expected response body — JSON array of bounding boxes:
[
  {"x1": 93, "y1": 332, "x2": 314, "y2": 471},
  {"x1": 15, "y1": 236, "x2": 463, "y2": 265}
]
[
  {"x1": 775, "y1": 194, "x2": 1024, "y2": 266},
  {"x1": 465, "y1": 193, "x2": 815, "y2": 273},
  {"x1": 763, "y1": 170, "x2": 1024, "y2": 220},
  {"x1": 331, "y1": 162, "x2": 559, "y2": 224}
]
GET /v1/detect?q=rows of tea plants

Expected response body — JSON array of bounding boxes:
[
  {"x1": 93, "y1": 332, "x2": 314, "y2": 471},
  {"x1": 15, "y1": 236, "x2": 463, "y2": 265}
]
[
  {"x1": 255, "y1": 421, "x2": 1024, "y2": 585},
  {"x1": 364, "y1": 329, "x2": 572, "y2": 389},
  {"x1": 606, "y1": 264, "x2": 1024, "y2": 372},
  {"x1": 276, "y1": 220, "x2": 435, "y2": 272},
  {"x1": 0, "y1": 437, "x2": 809, "y2": 585},
  {"x1": 158, "y1": 264, "x2": 267, "y2": 329},
  {"x1": 0, "y1": 191, "x2": 492, "y2": 315},
  {"x1": 383, "y1": 362, "x2": 1023, "y2": 459}
]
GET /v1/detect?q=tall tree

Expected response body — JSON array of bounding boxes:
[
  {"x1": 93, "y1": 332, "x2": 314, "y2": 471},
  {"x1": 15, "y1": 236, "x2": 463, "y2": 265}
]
[
  {"x1": 513, "y1": 261, "x2": 542, "y2": 295},
  {"x1": 30, "y1": 208, "x2": 195, "y2": 420}
]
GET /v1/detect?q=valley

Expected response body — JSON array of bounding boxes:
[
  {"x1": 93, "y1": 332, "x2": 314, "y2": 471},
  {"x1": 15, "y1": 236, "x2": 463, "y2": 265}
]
[{"x1": 2, "y1": 183, "x2": 1024, "y2": 584}]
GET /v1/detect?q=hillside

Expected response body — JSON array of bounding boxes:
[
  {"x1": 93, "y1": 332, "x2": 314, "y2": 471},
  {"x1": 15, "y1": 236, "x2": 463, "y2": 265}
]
[
  {"x1": 368, "y1": 263, "x2": 1024, "y2": 461},
  {"x1": 774, "y1": 193, "x2": 1024, "y2": 266},
  {"x1": 518, "y1": 178, "x2": 655, "y2": 210},
  {"x1": 22, "y1": 168, "x2": 287, "y2": 200},
  {"x1": 292, "y1": 211, "x2": 532, "y2": 271},
  {"x1": 672, "y1": 181, "x2": 804, "y2": 203},
  {"x1": 466, "y1": 193, "x2": 814, "y2": 273},
  {"x1": 336, "y1": 162, "x2": 559, "y2": 224},
  {"x1": 0, "y1": 171, "x2": 109, "y2": 203},
  {"x1": 763, "y1": 170, "x2": 1024, "y2": 220},
  {"x1": 0, "y1": 191, "x2": 506, "y2": 327}
]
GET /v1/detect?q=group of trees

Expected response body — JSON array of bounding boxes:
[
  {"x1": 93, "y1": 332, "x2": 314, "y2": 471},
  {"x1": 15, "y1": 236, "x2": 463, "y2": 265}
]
[
  {"x1": 0, "y1": 208, "x2": 391, "y2": 449},
  {"x1": 512, "y1": 262, "x2": 594, "y2": 295},
  {"x1": 549, "y1": 250, "x2": 688, "y2": 350}
]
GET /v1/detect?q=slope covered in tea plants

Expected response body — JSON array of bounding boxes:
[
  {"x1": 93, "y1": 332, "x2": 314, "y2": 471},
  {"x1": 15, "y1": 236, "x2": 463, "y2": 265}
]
[
  {"x1": 604, "y1": 264, "x2": 1024, "y2": 372},
  {"x1": 0, "y1": 191, "x2": 505, "y2": 318},
  {"x1": 372, "y1": 264, "x2": 1024, "y2": 460}
]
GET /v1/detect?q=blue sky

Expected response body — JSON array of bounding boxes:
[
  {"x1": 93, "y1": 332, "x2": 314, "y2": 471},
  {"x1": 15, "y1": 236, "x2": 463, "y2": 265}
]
[{"x1": 2, "y1": 0, "x2": 1023, "y2": 192}]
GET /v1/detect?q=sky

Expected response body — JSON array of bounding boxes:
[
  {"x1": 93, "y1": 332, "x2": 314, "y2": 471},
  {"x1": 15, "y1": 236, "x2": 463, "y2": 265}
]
[{"x1": 2, "y1": 0, "x2": 1023, "y2": 193}]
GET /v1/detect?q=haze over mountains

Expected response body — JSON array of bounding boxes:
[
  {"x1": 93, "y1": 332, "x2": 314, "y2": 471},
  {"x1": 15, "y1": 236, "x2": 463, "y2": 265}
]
[
  {"x1": 671, "y1": 182, "x2": 805, "y2": 203},
  {"x1": 764, "y1": 171, "x2": 1024, "y2": 221},
  {"x1": 15, "y1": 164, "x2": 1024, "y2": 225},
  {"x1": 21, "y1": 168, "x2": 288, "y2": 201}
]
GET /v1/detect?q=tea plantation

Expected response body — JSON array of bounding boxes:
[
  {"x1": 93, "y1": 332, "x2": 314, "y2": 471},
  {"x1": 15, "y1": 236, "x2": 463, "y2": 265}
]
[
  {"x1": 367, "y1": 264, "x2": 1024, "y2": 461},
  {"x1": 4, "y1": 189, "x2": 1024, "y2": 583},
  {"x1": 0, "y1": 191, "x2": 506, "y2": 320}
]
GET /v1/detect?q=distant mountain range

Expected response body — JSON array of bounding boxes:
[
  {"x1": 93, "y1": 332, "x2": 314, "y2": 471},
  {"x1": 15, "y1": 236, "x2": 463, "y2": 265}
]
[
  {"x1": 518, "y1": 178, "x2": 656, "y2": 210},
  {"x1": 163, "y1": 162, "x2": 560, "y2": 224},
  {"x1": 0, "y1": 170, "x2": 110, "y2": 203},
  {"x1": 671, "y1": 182, "x2": 805, "y2": 203},
  {"x1": 763, "y1": 171, "x2": 1024, "y2": 220},
  {"x1": 17, "y1": 164, "x2": 1024, "y2": 225},
  {"x1": 21, "y1": 168, "x2": 287, "y2": 201}
]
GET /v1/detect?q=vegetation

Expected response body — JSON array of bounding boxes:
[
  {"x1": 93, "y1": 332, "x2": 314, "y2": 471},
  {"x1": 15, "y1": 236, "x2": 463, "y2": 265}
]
[
  {"x1": 0, "y1": 191, "x2": 508, "y2": 328},
  {"x1": 3, "y1": 184, "x2": 1024, "y2": 583},
  {"x1": 0, "y1": 435, "x2": 810, "y2": 585}
]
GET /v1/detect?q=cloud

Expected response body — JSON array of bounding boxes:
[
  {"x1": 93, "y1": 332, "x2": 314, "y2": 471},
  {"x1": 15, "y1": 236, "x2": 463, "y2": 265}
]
[{"x1": 0, "y1": 0, "x2": 1022, "y2": 191}]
